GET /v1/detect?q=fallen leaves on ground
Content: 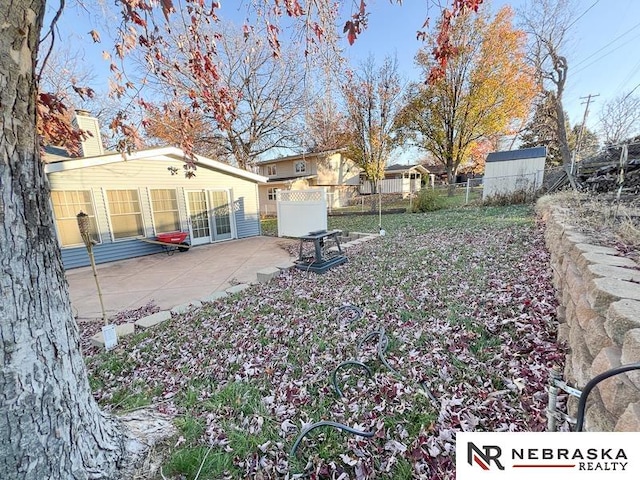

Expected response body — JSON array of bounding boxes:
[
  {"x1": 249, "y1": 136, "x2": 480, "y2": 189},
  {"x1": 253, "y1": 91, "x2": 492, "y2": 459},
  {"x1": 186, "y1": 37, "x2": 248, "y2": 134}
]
[{"x1": 85, "y1": 206, "x2": 564, "y2": 479}]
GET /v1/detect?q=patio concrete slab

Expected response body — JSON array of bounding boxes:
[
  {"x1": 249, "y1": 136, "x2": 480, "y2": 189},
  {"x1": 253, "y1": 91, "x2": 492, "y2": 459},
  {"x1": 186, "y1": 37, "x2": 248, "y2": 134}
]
[{"x1": 66, "y1": 236, "x2": 297, "y2": 321}]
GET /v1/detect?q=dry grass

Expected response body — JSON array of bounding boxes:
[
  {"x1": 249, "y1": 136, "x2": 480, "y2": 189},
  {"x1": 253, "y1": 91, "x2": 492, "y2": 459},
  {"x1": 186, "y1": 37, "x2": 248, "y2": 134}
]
[{"x1": 537, "y1": 191, "x2": 640, "y2": 257}]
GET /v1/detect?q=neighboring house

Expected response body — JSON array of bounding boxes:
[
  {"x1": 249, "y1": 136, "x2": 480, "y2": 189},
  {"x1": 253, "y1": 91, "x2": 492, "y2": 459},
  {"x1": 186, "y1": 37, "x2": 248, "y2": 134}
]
[
  {"x1": 257, "y1": 149, "x2": 361, "y2": 215},
  {"x1": 359, "y1": 164, "x2": 430, "y2": 196},
  {"x1": 45, "y1": 111, "x2": 266, "y2": 269},
  {"x1": 482, "y1": 146, "x2": 546, "y2": 200}
]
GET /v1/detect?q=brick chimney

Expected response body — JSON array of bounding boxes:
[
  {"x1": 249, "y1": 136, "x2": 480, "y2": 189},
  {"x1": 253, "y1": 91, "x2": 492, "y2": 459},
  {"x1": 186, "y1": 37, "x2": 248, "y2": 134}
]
[{"x1": 72, "y1": 110, "x2": 104, "y2": 157}]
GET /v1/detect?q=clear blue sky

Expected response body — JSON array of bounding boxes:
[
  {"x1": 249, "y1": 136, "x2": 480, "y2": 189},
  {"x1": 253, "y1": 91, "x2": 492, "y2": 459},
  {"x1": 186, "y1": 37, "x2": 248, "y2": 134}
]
[
  {"x1": 340, "y1": 0, "x2": 640, "y2": 134},
  {"x1": 47, "y1": 0, "x2": 640, "y2": 142}
]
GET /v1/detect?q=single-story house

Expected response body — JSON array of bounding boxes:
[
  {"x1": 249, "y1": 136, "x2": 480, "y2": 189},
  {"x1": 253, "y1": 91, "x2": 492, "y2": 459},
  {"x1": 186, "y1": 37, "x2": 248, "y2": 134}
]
[
  {"x1": 257, "y1": 149, "x2": 361, "y2": 215},
  {"x1": 45, "y1": 112, "x2": 267, "y2": 269},
  {"x1": 482, "y1": 146, "x2": 546, "y2": 199},
  {"x1": 360, "y1": 164, "x2": 430, "y2": 196}
]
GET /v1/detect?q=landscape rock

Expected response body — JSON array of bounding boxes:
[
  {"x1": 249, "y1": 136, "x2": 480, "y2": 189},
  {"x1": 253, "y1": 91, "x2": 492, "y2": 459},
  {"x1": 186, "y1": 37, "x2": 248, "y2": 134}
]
[
  {"x1": 620, "y1": 329, "x2": 640, "y2": 389},
  {"x1": 200, "y1": 291, "x2": 228, "y2": 303},
  {"x1": 604, "y1": 300, "x2": 640, "y2": 345},
  {"x1": 614, "y1": 403, "x2": 640, "y2": 432}
]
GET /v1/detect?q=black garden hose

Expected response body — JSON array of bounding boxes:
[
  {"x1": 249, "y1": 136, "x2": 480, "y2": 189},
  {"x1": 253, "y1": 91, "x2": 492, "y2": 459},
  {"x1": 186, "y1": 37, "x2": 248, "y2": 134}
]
[
  {"x1": 290, "y1": 421, "x2": 374, "y2": 457},
  {"x1": 337, "y1": 305, "x2": 364, "y2": 323},
  {"x1": 575, "y1": 362, "x2": 640, "y2": 432},
  {"x1": 331, "y1": 360, "x2": 373, "y2": 397}
]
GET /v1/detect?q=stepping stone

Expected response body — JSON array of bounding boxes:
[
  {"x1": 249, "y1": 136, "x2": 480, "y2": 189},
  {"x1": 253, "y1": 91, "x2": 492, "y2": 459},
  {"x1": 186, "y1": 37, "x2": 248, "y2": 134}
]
[{"x1": 135, "y1": 311, "x2": 171, "y2": 330}]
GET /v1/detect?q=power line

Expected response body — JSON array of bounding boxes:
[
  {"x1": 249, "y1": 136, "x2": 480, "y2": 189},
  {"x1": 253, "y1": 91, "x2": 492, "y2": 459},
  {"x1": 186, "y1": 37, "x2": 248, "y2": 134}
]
[
  {"x1": 567, "y1": 0, "x2": 601, "y2": 31},
  {"x1": 621, "y1": 81, "x2": 640, "y2": 101},
  {"x1": 572, "y1": 30, "x2": 640, "y2": 77},
  {"x1": 572, "y1": 19, "x2": 640, "y2": 69}
]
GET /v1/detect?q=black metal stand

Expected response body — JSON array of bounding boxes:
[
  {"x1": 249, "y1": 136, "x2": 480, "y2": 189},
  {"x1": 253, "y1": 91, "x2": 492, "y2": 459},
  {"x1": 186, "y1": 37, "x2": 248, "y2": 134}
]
[{"x1": 295, "y1": 229, "x2": 347, "y2": 274}]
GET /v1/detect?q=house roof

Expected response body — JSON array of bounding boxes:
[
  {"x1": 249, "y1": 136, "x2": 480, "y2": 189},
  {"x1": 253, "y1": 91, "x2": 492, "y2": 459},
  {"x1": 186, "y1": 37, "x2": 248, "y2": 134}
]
[
  {"x1": 420, "y1": 163, "x2": 447, "y2": 175},
  {"x1": 386, "y1": 163, "x2": 430, "y2": 174},
  {"x1": 257, "y1": 148, "x2": 346, "y2": 165},
  {"x1": 265, "y1": 174, "x2": 318, "y2": 184},
  {"x1": 486, "y1": 146, "x2": 547, "y2": 163},
  {"x1": 44, "y1": 146, "x2": 268, "y2": 183}
]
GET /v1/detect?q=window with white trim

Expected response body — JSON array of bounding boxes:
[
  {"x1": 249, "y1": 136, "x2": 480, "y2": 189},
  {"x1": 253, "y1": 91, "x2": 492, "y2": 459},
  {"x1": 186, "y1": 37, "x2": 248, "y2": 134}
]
[
  {"x1": 267, "y1": 187, "x2": 279, "y2": 201},
  {"x1": 266, "y1": 164, "x2": 277, "y2": 176},
  {"x1": 51, "y1": 190, "x2": 100, "y2": 247},
  {"x1": 150, "y1": 189, "x2": 180, "y2": 233},
  {"x1": 106, "y1": 189, "x2": 144, "y2": 239},
  {"x1": 295, "y1": 160, "x2": 306, "y2": 173}
]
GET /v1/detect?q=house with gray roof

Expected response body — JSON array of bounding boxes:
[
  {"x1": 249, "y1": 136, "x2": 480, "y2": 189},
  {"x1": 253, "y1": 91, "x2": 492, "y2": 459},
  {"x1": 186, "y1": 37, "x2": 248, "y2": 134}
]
[{"x1": 45, "y1": 111, "x2": 267, "y2": 269}]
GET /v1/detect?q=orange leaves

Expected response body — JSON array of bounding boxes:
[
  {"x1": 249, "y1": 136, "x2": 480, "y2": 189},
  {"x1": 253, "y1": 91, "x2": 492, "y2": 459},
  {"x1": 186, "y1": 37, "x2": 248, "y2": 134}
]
[
  {"x1": 266, "y1": 23, "x2": 281, "y2": 57},
  {"x1": 37, "y1": 92, "x2": 85, "y2": 157},
  {"x1": 406, "y1": 3, "x2": 534, "y2": 177}
]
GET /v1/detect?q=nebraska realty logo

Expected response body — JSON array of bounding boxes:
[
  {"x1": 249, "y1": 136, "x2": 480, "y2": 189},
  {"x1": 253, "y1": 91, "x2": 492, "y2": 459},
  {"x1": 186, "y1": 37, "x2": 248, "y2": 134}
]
[{"x1": 457, "y1": 432, "x2": 639, "y2": 479}]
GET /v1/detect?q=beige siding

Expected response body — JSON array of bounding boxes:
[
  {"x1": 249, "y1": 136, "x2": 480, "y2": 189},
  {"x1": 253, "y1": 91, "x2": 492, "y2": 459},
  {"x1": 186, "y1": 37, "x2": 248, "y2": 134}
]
[
  {"x1": 73, "y1": 115, "x2": 104, "y2": 157},
  {"x1": 316, "y1": 153, "x2": 360, "y2": 186},
  {"x1": 48, "y1": 157, "x2": 261, "y2": 242}
]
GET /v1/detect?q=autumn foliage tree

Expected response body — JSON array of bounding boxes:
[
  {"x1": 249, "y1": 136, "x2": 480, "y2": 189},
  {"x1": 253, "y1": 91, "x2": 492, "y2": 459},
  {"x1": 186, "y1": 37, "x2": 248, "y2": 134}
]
[
  {"x1": 144, "y1": 106, "x2": 226, "y2": 159},
  {"x1": 341, "y1": 55, "x2": 404, "y2": 192},
  {"x1": 398, "y1": 5, "x2": 537, "y2": 189}
]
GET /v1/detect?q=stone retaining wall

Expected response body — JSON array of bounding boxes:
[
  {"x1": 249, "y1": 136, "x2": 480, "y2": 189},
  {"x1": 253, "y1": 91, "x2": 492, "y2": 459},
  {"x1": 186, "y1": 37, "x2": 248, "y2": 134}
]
[{"x1": 539, "y1": 203, "x2": 640, "y2": 431}]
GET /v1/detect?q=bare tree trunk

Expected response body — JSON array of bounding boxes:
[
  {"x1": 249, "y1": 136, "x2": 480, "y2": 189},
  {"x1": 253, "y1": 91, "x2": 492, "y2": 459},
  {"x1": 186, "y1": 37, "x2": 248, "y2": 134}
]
[{"x1": 0, "y1": 2, "x2": 128, "y2": 478}]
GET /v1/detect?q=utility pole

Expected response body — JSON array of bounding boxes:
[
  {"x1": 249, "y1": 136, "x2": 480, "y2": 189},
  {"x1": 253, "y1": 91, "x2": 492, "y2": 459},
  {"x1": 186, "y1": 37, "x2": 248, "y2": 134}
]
[{"x1": 571, "y1": 93, "x2": 600, "y2": 174}]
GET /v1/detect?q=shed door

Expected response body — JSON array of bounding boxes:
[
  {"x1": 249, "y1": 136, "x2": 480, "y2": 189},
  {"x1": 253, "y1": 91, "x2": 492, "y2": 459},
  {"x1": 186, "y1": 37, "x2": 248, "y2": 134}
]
[{"x1": 186, "y1": 190, "x2": 211, "y2": 246}]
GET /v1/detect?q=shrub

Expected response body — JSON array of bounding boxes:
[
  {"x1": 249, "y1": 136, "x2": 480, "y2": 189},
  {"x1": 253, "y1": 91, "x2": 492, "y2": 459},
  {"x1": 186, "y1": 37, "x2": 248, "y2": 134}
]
[
  {"x1": 482, "y1": 187, "x2": 538, "y2": 206},
  {"x1": 411, "y1": 188, "x2": 444, "y2": 212}
]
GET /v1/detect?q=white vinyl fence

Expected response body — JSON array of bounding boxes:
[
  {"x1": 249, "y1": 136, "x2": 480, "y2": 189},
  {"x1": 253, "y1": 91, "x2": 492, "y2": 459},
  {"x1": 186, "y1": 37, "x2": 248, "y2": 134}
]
[
  {"x1": 277, "y1": 188, "x2": 327, "y2": 237},
  {"x1": 359, "y1": 178, "x2": 421, "y2": 195}
]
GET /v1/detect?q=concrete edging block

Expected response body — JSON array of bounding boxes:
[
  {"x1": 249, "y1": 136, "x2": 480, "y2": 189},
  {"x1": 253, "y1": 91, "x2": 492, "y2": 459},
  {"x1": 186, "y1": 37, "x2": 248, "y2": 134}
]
[
  {"x1": 256, "y1": 267, "x2": 281, "y2": 284},
  {"x1": 89, "y1": 323, "x2": 136, "y2": 348},
  {"x1": 135, "y1": 310, "x2": 171, "y2": 330},
  {"x1": 200, "y1": 291, "x2": 228, "y2": 303},
  {"x1": 171, "y1": 301, "x2": 203, "y2": 315},
  {"x1": 226, "y1": 283, "x2": 250, "y2": 295}
]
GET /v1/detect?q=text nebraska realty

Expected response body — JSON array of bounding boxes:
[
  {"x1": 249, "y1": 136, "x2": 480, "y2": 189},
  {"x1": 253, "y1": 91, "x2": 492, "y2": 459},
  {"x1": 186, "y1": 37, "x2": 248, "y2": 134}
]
[
  {"x1": 513, "y1": 447, "x2": 628, "y2": 470},
  {"x1": 472, "y1": 444, "x2": 629, "y2": 471}
]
